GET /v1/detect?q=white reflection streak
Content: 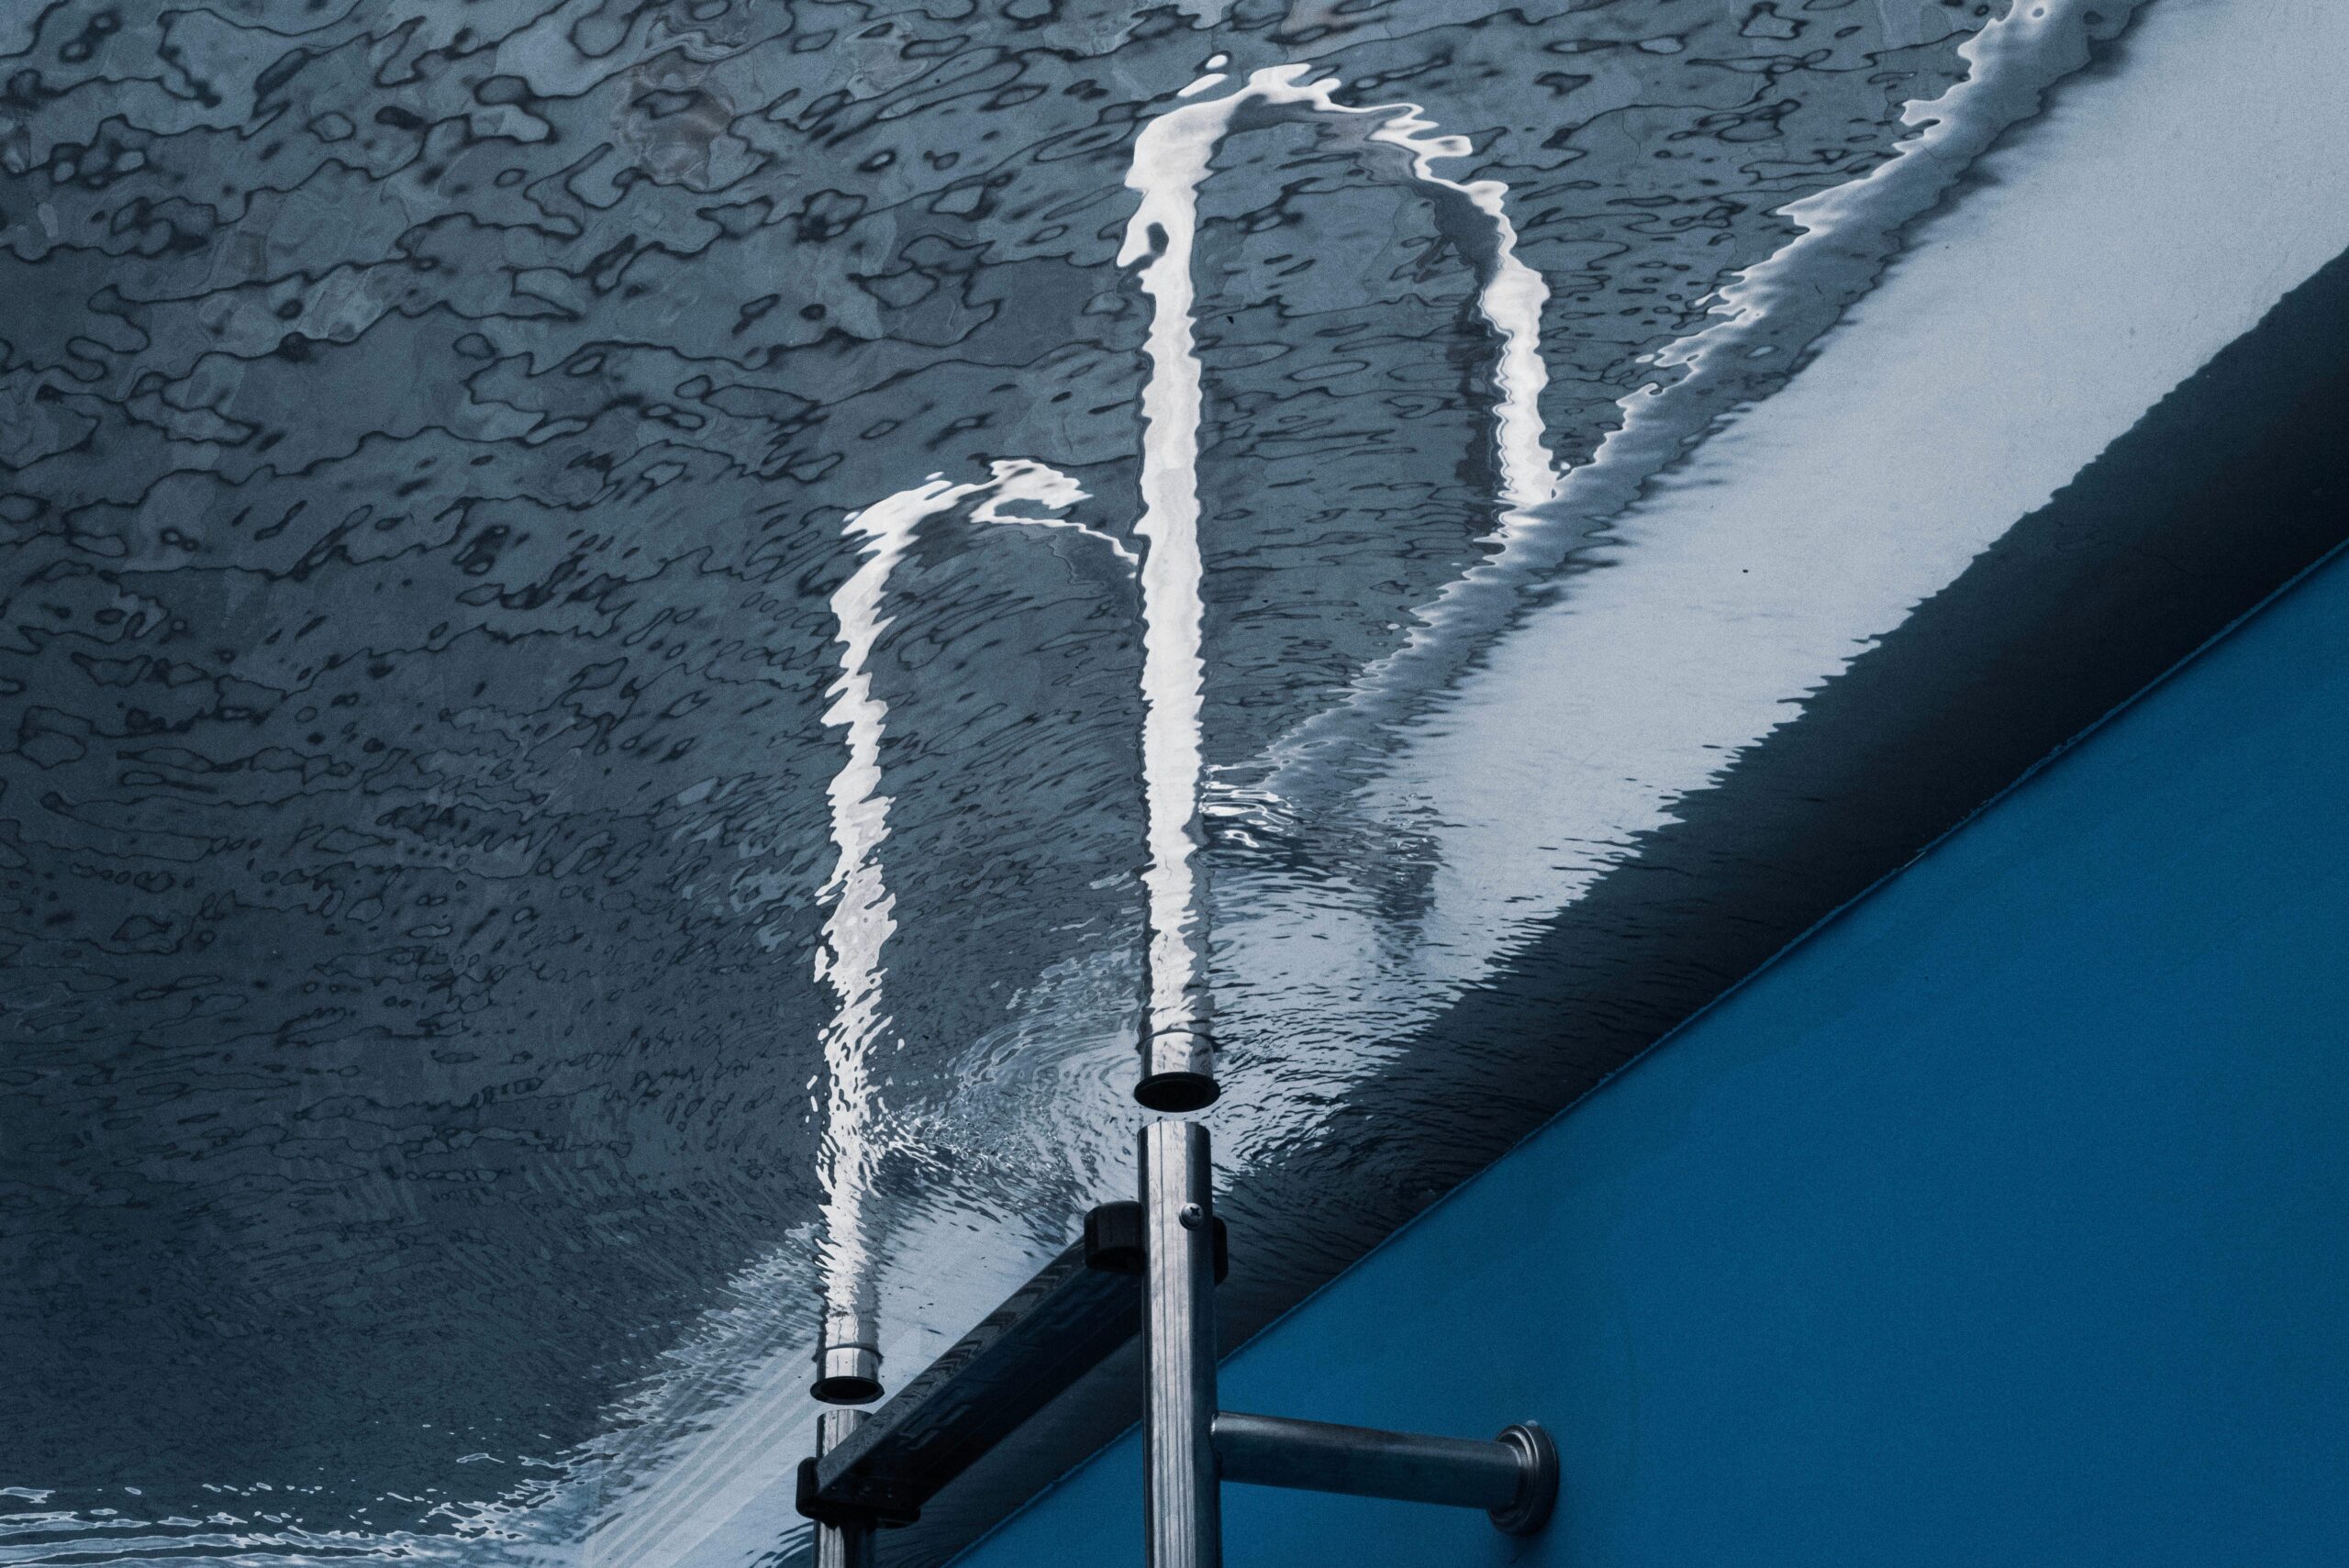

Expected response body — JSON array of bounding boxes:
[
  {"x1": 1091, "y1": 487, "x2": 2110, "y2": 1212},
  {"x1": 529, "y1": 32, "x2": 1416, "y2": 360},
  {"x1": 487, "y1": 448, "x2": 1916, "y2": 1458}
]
[
  {"x1": 814, "y1": 460, "x2": 1121, "y2": 1325},
  {"x1": 1263, "y1": 1, "x2": 2123, "y2": 795},
  {"x1": 1119, "y1": 63, "x2": 1558, "y2": 1037}
]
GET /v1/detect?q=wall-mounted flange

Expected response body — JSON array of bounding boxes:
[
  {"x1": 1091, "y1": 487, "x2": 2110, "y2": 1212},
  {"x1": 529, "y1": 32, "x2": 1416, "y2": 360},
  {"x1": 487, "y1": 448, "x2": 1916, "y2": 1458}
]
[{"x1": 1488, "y1": 1422, "x2": 1562, "y2": 1536}]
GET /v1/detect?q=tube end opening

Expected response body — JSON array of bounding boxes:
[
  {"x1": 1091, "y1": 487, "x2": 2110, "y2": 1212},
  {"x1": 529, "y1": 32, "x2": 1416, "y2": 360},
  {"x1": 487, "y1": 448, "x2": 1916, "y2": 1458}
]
[
  {"x1": 1134, "y1": 1070, "x2": 1220, "y2": 1112},
  {"x1": 812, "y1": 1338, "x2": 882, "y2": 1406},
  {"x1": 810, "y1": 1372, "x2": 884, "y2": 1406}
]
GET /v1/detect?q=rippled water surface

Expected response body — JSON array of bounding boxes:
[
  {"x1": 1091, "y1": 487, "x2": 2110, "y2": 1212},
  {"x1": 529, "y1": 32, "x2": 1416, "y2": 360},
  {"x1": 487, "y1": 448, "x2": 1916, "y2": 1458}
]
[{"x1": 7, "y1": 1, "x2": 2345, "y2": 1564}]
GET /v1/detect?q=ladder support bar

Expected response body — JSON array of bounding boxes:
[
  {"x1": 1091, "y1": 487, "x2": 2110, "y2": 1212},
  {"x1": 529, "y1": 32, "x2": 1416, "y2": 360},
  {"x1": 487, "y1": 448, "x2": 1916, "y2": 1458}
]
[{"x1": 1210, "y1": 1411, "x2": 1558, "y2": 1537}]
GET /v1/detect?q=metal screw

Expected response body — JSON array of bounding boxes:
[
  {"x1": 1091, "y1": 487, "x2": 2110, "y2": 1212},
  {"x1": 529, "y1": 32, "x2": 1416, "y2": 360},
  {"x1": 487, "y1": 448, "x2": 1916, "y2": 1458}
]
[{"x1": 1178, "y1": 1202, "x2": 1207, "y2": 1230}]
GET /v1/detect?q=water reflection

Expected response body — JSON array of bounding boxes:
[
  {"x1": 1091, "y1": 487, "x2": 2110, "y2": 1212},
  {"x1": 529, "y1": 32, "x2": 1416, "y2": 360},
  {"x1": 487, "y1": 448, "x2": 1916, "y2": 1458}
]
[
  {"x1": 811, "y1": 461, "x2": 1120, "y2": 1391},
  {"x1": 11, "y1": 1, "x2": 2336, "y2": 1566},
  {"x1": 1123, "y1": 61, "x2": 1560, "y2": 1062}
]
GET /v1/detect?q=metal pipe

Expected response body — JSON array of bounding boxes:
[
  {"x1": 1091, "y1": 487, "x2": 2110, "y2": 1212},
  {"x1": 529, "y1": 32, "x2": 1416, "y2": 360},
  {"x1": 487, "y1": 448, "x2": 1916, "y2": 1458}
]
[
  {"x1": 813, "y1": 1409, "x2": 877, "y2": 1568},
  {"x1": 1141, "y1": 1120, "x2": 1220, "y2": 1568},
  {"x1": 1212, "y1": 1412, "x2": 1559, "y2": 1537},
  {"x1": 812, "y1": 1306, "x2": 883, "y2": 1405},
  {"x1": 1212, "y1": 1411, "x2": 1520, "y2": 1510},
  {"x1": 1137, "y1": 1027, "x2": 1219, "y2": 1112}
]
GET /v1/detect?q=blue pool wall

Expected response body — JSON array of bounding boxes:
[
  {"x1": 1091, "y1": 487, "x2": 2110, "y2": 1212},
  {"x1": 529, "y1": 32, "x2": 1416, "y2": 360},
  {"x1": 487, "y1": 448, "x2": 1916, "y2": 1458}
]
[{"x1": 951, "y1": 542, "x2": 2349, "y2": 1567}]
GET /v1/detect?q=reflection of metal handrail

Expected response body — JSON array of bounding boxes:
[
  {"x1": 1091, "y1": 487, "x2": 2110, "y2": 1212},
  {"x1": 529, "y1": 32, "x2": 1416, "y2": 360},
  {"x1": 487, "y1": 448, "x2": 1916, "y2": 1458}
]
[
  {"x1": 807, "y1": 53, "x2": 1565, "y2": 1558},
  {"x1": 1122, "y1": 62, "x2": 1561, "y2": 1115},
  {"x1": 809, "y1": 461, "x2": 1137, "y2": 1411}
]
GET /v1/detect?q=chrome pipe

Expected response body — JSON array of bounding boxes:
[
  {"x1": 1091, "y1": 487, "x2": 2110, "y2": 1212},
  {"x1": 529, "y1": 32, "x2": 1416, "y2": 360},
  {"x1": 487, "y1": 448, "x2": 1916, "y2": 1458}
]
[
  {"x1": 1141, "y1": 1120, "x2": 1220, "y2": 1568},
  {"x1": 812, "y1": 1306, "x2": 882, "y2": 1405},
  {"x1": 1212, "y1": 1412, "x2": 1559, "y2": 1537},
  {"x1": 1136, "y1": 1027, "x2": 1219, "y2": 1112},
  {"x1": 812, "y1": 1409, "x2": 877, "y2": 1568},
  {"x1": 1211, "y1": 1411, "x2": 1517, "y2": 1507}
]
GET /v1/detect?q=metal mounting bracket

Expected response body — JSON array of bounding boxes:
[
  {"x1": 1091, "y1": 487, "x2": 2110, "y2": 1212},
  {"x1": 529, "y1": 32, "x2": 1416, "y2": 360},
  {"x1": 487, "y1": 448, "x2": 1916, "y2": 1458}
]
[
  {"x1": 1138, "y1": 1120, "x2": 1558, "y2": 1566},
  {"x1": 796, "y1": 1123, "x2": 1554, "y2": 1564}
]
